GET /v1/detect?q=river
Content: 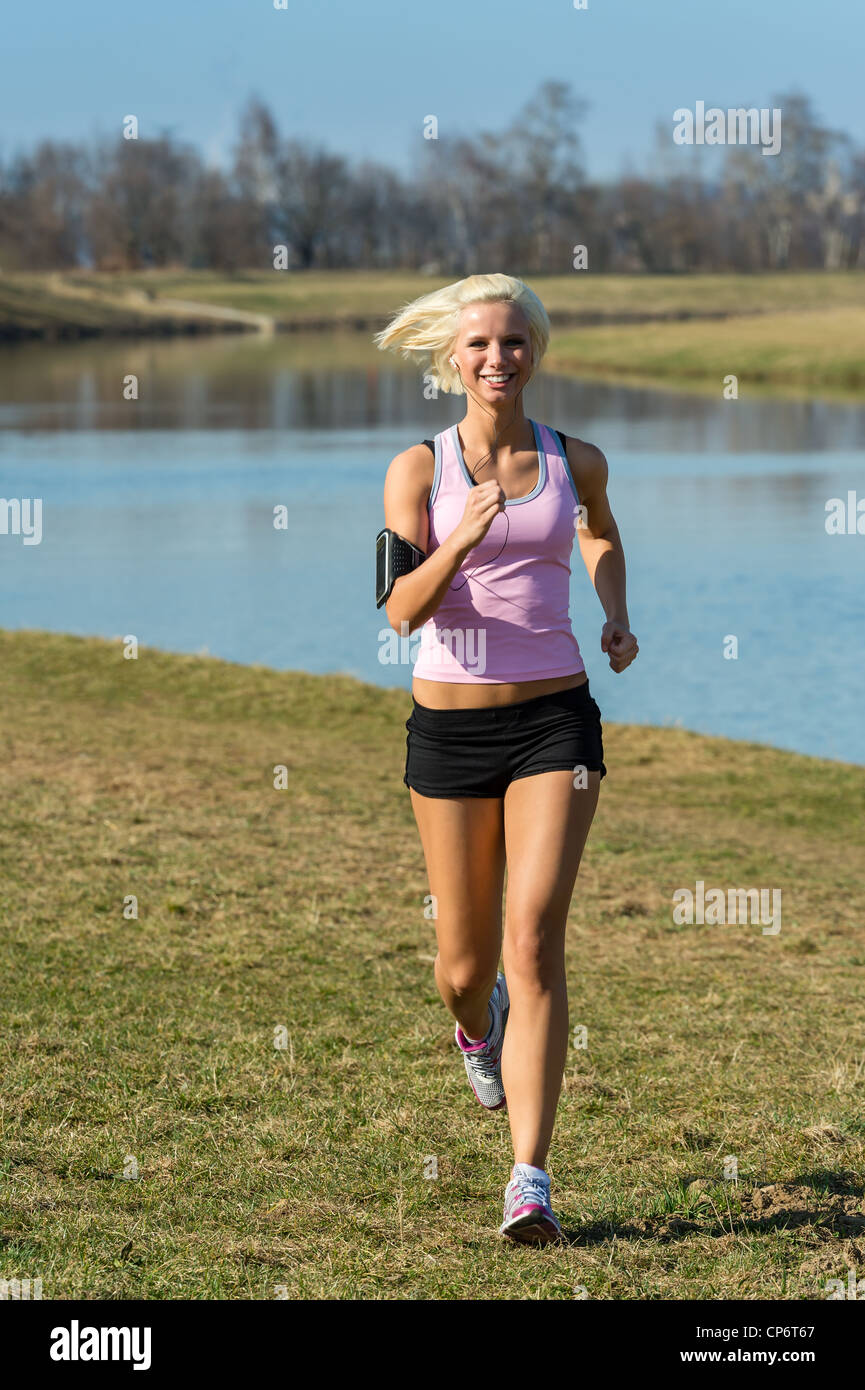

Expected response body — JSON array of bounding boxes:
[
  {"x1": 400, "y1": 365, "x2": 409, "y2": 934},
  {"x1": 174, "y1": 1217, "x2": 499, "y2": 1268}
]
[{"x1": 1, "y1": 331, "x2": 863, "y2": 764}]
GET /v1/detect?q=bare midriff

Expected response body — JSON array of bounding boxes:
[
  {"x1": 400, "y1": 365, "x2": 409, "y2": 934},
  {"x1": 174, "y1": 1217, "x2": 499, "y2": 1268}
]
[{"x1": 411, "y1": 670, "x2": 588, "y2": 709}]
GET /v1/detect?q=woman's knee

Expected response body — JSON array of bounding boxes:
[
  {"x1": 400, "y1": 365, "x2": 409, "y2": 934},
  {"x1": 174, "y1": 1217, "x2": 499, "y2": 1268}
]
[
  {"x1": 437, "y1": 951, "x2": 499, "y2": 998},
  {"x1": 503, "y1": 921, "x2": 566, "y2": 989}
]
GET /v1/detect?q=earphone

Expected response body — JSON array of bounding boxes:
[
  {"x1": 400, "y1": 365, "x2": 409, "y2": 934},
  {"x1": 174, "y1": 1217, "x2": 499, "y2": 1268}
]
[{"x1": 445, "y1": 350, "x2": 533, "y2": 588}]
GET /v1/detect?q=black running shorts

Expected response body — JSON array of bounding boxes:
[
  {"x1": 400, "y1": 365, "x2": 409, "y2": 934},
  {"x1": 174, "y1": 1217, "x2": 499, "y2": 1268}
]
[{"x1": 404, "y1": 680, "x2": 606, "y2": 798}]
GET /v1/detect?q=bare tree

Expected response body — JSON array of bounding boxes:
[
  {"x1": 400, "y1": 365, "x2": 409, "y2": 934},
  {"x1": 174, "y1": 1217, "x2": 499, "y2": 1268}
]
[
  {"x1": 1, "y1": 81, "x2": 862, "y2": 274},
  {"x1": 85, "y1": 135, "x2": 200, "y2": 269}
]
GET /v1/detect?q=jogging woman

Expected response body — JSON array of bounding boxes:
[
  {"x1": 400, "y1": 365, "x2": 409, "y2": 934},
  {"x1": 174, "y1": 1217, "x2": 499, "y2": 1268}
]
[{"x1": 374, "y1": 273, "x2": 639, "y2": 1245}]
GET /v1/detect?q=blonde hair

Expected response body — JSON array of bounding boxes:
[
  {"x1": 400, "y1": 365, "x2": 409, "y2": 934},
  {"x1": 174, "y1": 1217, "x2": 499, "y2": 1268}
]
[{"x1": 372, "y1": 272, "x2": 550, "y2": 395}]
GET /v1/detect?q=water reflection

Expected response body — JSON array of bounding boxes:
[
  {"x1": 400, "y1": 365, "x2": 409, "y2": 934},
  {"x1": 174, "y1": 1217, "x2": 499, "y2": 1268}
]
[{"x1": 2, "y1": 332, "x2": 865, "y2": 452}]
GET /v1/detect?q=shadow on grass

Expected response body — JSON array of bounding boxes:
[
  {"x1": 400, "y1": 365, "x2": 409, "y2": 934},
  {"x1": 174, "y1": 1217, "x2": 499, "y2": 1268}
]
[{"x1": 559, "y1": 1170, "x2": 865, "y2": 1247}]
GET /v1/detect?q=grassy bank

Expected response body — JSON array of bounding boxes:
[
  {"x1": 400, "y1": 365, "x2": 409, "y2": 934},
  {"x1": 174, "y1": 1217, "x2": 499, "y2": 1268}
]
[
  {"x1": 546, "y1": 306, "x2": 865, "y2": 394},
  {"x1": 2, "y1": 269, "x2": 864, "y2": 396},
  {"x1": 1, "y1": 629, "x2": 864, "y2": 1300}
]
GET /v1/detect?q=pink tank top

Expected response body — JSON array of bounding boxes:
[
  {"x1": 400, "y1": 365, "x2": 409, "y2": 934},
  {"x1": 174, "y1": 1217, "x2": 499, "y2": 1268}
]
[{"x1": 412, "y1": 419, "x2": 586, "y2": 683}]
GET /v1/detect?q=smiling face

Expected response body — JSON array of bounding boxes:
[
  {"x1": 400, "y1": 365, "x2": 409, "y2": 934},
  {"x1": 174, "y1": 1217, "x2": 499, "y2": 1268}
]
[{"x1": 450, "y1": 300, "x2": 534, "y2": 401}]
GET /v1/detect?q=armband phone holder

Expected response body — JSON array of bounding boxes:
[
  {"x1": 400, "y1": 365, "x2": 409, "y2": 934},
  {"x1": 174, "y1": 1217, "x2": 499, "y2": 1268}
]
[{"x1": 376, "y1": 528, "x2": 426, "y2": 608}]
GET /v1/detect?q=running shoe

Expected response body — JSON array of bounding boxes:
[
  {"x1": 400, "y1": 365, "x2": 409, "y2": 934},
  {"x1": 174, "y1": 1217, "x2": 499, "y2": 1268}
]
[
  {"x1": 454, "y1": 971, "x2": 509, "y2": 1110},
  {"x1": 499, "y1": 1168, "x2": 563, "y2": 1245}
]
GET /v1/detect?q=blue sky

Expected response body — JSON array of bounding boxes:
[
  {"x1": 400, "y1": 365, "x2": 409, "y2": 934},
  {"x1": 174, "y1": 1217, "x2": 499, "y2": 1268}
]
[{"x1": 3, "y1": 0, "x2": 862, "y2": 180}]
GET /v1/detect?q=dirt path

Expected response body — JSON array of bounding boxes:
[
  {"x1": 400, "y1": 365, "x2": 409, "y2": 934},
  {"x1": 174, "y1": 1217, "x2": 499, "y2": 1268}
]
[{"x1": 46, "y1": 273, "x2": 275, "y2": 334}]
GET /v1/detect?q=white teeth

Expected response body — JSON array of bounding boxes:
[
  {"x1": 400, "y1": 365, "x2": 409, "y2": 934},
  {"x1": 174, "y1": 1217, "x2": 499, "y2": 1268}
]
[{"x1": 484, "y1": 375, "x2": 512, "y2": 382}]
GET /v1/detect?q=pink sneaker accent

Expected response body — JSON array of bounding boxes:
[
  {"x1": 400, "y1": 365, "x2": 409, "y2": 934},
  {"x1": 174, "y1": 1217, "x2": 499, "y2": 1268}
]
[
  {"x1": 500, "y1": 1170, "x2": 563, "y2": 1245},
  {"x1": 455, "y1": 974, "x2": 509, "y2": 1110}
]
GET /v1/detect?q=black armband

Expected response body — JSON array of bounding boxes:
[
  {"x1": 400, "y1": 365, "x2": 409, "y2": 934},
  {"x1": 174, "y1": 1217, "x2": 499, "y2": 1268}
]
[{"x1": 375, "y1": 527, "x2": 426, "y2": 608}]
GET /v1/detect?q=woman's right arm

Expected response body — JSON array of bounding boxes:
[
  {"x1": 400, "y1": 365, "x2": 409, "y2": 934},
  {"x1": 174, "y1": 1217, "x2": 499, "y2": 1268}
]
[{"x1": 382, "y1": 445, "x2": 504, "y2": 634}]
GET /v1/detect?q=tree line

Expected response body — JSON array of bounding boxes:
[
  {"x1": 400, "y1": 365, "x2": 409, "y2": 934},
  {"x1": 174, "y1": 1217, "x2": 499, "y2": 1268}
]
[{"x1": 1, "y1": 82, "x2": 862, "y2": 274}]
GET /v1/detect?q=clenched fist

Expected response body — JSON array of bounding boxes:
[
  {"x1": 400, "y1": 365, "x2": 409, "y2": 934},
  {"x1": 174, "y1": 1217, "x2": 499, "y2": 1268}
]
[{"x1": 601, "y1": 620, "x2": 639, "y2": 673}]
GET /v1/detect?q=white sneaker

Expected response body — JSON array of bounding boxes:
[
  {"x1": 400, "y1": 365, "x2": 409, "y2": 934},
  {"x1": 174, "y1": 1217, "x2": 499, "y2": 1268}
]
[
  {"x1": 500, "y1": 1168, "x2": 563, "y2": 1245},
  {"x1": 454, "y1": 972, "x2": 509, "y2": 1111}
]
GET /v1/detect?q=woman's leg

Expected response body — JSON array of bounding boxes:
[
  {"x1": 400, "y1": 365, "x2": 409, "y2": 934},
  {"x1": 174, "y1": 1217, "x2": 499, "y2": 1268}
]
[
  {"x1": 409, "y1": 790, "x2": 506, "y2": 1041},
  {"x1": 500, "y1": 770, "x2": 600, "y2": 1167}
]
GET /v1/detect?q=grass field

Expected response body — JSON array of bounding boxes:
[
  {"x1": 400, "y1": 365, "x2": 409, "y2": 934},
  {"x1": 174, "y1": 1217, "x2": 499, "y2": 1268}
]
[
  {"x1": 546, "y1": 306, "x2": 865, "y2": 393},
  {"x1": 2, "y1": 269, "x2": 864, "y2": 396},
  {"x1": 2, "y1": 628, "x2": 864, "y2": 1300},
  {"x1": 8, "y1": 268, "x2": 865, "y2": 322}
]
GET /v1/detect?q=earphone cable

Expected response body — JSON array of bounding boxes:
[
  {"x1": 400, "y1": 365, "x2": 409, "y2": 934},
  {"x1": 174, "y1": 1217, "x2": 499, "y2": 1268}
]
[{"x1": 447, "y1": 358, "x2": 531, "y2": 590}]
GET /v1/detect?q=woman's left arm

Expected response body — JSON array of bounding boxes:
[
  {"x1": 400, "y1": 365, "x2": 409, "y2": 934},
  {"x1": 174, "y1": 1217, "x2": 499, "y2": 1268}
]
[{"x1": 566, "y1": 438, "x2": 639, "y2": 675}]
